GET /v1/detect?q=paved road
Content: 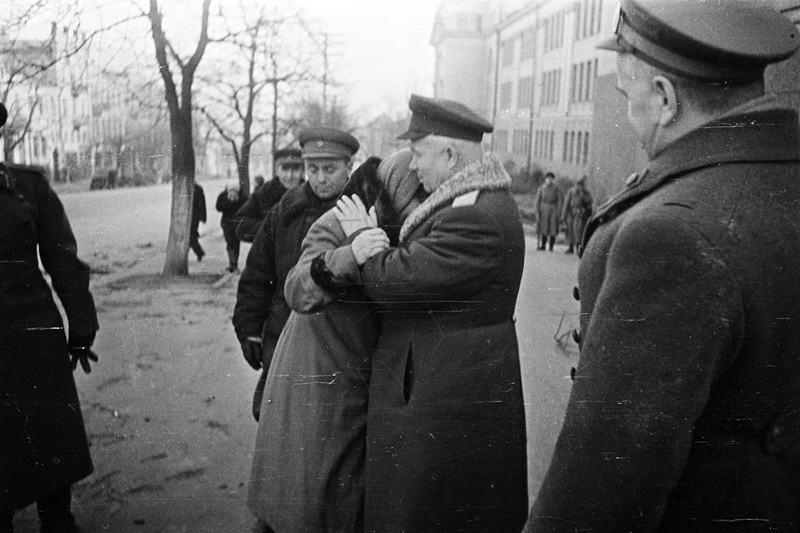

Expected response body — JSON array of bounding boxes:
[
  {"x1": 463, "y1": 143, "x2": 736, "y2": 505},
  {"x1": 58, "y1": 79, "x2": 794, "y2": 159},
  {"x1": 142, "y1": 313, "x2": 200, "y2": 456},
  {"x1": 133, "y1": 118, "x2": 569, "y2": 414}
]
[{"x1": 16, "y1": 182, "x2": 581, "y2": 530}]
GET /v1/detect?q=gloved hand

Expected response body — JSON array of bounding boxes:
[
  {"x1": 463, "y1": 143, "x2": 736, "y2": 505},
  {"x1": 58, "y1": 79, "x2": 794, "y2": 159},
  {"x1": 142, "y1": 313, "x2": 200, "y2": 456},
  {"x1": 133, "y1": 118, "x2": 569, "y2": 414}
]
[
  {"x1": 70, "y1": 346, "x2": 99, "y2": 373},
  {"x1": 241, "y1": 337, "x2": 263, "y2": 370}
]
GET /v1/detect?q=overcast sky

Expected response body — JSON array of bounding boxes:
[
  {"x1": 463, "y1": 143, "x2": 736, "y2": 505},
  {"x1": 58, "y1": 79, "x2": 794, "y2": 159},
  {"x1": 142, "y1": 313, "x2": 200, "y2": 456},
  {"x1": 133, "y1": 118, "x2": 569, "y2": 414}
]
[{"x1": 290, "y1": 0, "x2": 439, "y2": 119}]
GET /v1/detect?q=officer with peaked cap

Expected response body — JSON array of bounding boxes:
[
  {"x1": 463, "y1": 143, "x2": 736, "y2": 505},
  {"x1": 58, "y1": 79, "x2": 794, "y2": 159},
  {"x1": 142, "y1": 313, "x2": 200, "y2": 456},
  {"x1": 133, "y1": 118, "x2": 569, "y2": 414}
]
[
  {"x1": 525, "y1": 2, "x2": 800, "y2": 531},
  {"x1": 233, "y1": 127, "x2": 358, "y2": 433},
  {"x1": 329, "y1": 93, "x2": 529, "y2": 532},
  {"x1": 234, "y1": 147, "x2": 305, "y2": 243}
]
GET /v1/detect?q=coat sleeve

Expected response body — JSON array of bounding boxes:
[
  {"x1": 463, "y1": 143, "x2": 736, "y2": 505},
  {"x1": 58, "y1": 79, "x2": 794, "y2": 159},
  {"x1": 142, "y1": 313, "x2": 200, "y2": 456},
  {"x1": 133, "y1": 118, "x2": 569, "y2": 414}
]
[
  {"x1": 233, "y1": 211, "x2": 278, "y2": 341},
  {"x1": 34, "y1": 174, "x2": 99, "y2": 343},
  {"x1": 335, "y1": 204, "x2": 506, "y2": 311},
  {"x1": 234, "y1": 194, "x2": 264, "y2": 242},
  {"x1": 283, "y1": 210, "x2": 353, "y2": 313},
  {"x1": 526, "y1": 212, "x2": 744, "y2": 532}
]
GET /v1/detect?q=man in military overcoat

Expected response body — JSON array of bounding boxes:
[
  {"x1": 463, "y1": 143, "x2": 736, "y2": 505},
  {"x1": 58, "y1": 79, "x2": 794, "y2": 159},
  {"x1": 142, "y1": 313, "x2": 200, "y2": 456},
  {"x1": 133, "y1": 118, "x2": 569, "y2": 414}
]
[
  {"x1": 525, "y1": 1, "x2": 800, "y2": 531},
  {"x1": 333, "y1": 95, "x2": 528, "y2": 532}
]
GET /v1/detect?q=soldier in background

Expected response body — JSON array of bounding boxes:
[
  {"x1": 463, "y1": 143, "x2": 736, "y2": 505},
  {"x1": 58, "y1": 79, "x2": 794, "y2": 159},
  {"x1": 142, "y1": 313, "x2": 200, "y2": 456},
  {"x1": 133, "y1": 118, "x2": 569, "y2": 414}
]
[
  {"x1": 561, "y1": 175, "x2": 593, "y2": 254},
  {"x1": 216, "y1": 183, "x2": 247, "y2": 273},
  {"x1": 189, "y1": 182, "x2": 206, "y2": 261},
  {"x1": 525, "y1": 1, "x2": 800, "y2": 530},
  {"x1": 234, "y1": 148, "x2": 304, "y2": 243},
  {"x1": 533, "y1": 172, "x2": 562, "y2": 251}
]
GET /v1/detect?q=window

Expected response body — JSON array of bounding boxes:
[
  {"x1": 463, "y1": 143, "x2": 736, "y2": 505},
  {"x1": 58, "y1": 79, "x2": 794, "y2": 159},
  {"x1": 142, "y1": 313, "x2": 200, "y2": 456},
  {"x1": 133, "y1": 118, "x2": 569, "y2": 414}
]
[
  {"x1": 549, "y1": 130, "x2": 555, "y2": 160},
  {"x1": 500, "y1": 82, "x2": 513, "y2": 111},
  {"x1": 583, "y1": 132, "x2": 590, "y2": 165},
  {"x1": 521, "y1": 27, "x2": 535, "y2": 60},
  {"x1": 518, "y1": 77, "x2": 533, "y2": 109},
  {"x1": 577, "y1": 132, "x2": 583, "y2": 164},
  {"x1": 569, "y1": 131, "x2": 576, "y2": 163},
  {"x1": 494, "y1": 130, "x2": 509, "y2": 152},
  {"x1": 578, "y1": 63, "x2": 585, "y2": 103},
  {"x1": 584, "y1": 60, "x2": 593, "y2": 101},
  {"x1": 570, "y1": 64, "x2": 577, "y2": 102},
  {"x1": 563, "y1": 131, "x2": 569, "y2": 161},
  {"x1": 512, "y1": 129, "x2": 529, "y2": 155},
  {"x1": 501, "y1": 38, "x2": 515, "y2": 67}
]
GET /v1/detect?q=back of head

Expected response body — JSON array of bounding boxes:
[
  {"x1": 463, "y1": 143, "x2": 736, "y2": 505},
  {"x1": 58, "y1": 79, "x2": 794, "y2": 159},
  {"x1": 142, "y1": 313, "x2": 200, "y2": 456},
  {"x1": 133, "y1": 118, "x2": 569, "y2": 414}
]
[{"x1": 377, "y1": 148, "x2": 422, "y2": 222}]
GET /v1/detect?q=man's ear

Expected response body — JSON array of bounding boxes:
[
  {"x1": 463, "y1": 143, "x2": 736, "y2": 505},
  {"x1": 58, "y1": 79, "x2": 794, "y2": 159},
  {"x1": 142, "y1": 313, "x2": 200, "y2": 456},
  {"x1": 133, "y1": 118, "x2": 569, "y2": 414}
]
[
  {"x1": 346, "y1": 158, "x2": 354, "y2": 172},
  {"x1": 652, "y1": 75, "x2": 679, "y2": 127},
  {"x1": 445, "y1": 145, "x2": 459, "y2": 171}
]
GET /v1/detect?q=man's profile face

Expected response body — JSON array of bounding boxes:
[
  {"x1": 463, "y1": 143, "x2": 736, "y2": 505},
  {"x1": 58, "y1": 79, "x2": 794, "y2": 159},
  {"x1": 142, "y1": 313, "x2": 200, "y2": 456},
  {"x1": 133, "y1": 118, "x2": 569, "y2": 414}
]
[
  {"x1": 275, "y1": 157, "x2": 304, "y2": 189},
  {"x1": 409, "y1": 137, "x2": 451, "y2": 193},
  {"x1": 304, "y1": 157, "x2": 350, "y2": 200},
  {"x1": 616, "y1": 53, "x2": 661, "y2": 154}
]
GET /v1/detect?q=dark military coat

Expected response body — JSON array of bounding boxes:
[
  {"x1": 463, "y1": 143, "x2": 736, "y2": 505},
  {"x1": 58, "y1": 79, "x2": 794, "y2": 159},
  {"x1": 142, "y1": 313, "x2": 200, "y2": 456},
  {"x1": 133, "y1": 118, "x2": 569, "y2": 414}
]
[
  {"x1": 526, "y1": 97, "x2": 800, "y2": 532},
  {"x1": 337, "y1": 155, "x2": 529, "y2": 532},
  {"x1": 0, "y1": 165, "x2": 98, "y2": 512},
  {"x1": 233, "y1": 182, "x2": 336, "y2": 359},
  {"x1": 234, "y1": 178, "x2": 288, "y2": 243}
]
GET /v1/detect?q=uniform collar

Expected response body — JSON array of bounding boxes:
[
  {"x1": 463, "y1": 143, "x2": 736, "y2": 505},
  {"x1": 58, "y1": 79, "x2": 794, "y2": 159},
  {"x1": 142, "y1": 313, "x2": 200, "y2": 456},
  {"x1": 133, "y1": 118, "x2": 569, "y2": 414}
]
[
  {"x1": 0, "y1": 163, "x2": 16, "y2": 190},
  {"x1": 581, "y1": 97, "x2": 800, "y2": 254}
]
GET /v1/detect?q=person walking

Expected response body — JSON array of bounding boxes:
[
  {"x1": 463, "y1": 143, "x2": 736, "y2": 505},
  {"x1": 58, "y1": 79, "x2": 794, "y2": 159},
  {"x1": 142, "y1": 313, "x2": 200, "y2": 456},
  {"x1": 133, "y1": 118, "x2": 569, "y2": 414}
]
[
  {"x1": 232, "y1": 128, "x2": 359, "y2": 425},
  {"x1": 189, "y1": 182, "x2": 206, "y2": 261},
  {"x1": 533, "y1": 172, "x2": 562, "y2": 251},
  {"x1": 561, "y1": 175, "x2": 593, "y2": 254},
  {"x1": 525, "y1": 1, "x2": 800, "y2": 531},
  {"x1": 0, "y1": 103, "x2": 100, "y2": 533},
  {"x1": 235, "y1": 148, "x2": 304, "y2": 243},
  {"x1": 216, "y1": 183, "x2": 247, "y2": 273},
  {"x1": 333, "y1": 95, "x2": 528, "y2": 532}
]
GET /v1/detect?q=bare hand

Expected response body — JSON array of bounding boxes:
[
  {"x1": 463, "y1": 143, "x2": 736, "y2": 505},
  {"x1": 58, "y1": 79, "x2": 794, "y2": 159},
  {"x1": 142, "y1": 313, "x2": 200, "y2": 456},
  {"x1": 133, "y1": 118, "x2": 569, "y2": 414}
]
[
  {"x1": 333, "y1": 195, "x2": 378, "y2": 237},
  {"x1": 351, "y1": 228, "x2": 390, "y2": 265}
]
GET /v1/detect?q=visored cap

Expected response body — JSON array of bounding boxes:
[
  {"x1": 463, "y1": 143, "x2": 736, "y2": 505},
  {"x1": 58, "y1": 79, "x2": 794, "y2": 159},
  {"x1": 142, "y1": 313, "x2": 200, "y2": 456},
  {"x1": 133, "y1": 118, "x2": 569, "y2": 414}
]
[
  {"x1": 397, "y1": 94, "x2": 493, "y2": 143},
  {"x1": 597, "y1": 0, "x2": 799, "y2": 81}
]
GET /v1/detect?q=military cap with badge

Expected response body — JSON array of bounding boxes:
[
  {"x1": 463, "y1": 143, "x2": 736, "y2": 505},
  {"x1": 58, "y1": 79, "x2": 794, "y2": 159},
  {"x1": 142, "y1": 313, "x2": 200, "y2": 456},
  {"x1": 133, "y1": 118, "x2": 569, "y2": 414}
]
[
  {"x1": 598, "y1": 0, "x2": 798, "y2": 81},
  {"x1": 397, "y1": 94, "x2": 493, "y2": 142},
  {"x1": 298, "y1": 127, "x2": 360, "y2": 159}
]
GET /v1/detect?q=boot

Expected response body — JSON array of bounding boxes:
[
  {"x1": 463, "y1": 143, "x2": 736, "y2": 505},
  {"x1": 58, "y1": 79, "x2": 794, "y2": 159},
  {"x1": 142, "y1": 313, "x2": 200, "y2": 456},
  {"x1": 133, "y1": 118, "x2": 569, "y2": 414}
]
[
  {"x1": 38, "y1": 488, "x2": 78, "y2": 533},
  {"x1": 565, "y1": 245, "x2": 574, "y2": 254},
  {"x1": 0, "y1": 511, "x2": 13, "y2": 533},
  {"x1": 39, "y1": 514, "x2": 79, "y2": 533},
  {"x1": 549, "y1": 236, "x2": 555, "y2": 251},
  {"x1": 537, "y1": 235, "x2": 545, "y2": 250}
]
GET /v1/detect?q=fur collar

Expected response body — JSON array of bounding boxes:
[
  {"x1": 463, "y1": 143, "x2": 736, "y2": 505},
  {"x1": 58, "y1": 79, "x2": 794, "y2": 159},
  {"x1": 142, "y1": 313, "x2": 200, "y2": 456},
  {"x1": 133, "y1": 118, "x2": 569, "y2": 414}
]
[{"x1": 399, "y1": 153, "x2": 510, "y2": 242}]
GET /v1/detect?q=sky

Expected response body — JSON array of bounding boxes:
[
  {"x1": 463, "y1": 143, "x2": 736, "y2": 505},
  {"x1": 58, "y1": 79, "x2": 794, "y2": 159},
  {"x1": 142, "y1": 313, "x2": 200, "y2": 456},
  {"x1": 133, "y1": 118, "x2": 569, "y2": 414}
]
[
  {"x1": 11, "y1": 0, "x2": 443, "y2": 120},
  {"x1": 289, "y1": 0, "x2": 440, "y2": 119}
]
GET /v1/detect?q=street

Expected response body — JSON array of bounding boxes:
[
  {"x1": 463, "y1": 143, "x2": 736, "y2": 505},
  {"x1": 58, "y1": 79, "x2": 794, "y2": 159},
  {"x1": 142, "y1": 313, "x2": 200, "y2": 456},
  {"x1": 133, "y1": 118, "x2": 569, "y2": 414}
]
[{"x1": 15, "y1": 182, "x2": 580, "y2": 532}]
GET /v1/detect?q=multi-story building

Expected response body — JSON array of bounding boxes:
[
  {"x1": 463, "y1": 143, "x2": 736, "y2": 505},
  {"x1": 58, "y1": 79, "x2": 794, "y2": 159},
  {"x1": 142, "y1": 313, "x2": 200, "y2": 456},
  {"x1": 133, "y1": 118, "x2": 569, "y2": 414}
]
[{"x1": 432, "y1": 0, "x2": 800, "y2": 203}]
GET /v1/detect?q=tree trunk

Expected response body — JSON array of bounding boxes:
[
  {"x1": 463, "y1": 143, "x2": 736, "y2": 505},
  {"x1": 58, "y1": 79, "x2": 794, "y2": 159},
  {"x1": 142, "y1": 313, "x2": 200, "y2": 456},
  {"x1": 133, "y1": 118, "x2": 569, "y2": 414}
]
[
  {"x1": 162, "y1": 109, "x2": 195, "y2": 276},
  {"x1": 238, "y1": 134, "x2": 251, "y2": 194}
]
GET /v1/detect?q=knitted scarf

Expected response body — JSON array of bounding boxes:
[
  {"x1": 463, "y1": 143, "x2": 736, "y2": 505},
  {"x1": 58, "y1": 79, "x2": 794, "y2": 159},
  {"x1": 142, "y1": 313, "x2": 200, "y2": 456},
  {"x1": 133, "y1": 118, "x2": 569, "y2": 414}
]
[{"x1": 399, "y1": 153, "x2": 511, "y2": 242}]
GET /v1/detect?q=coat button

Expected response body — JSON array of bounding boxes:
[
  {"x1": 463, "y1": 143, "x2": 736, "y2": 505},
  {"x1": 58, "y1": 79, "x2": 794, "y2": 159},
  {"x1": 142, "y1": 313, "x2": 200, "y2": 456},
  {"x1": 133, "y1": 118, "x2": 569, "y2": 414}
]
[{"x1": 572, "y1": 286, "x2": 580, "y2": 301}]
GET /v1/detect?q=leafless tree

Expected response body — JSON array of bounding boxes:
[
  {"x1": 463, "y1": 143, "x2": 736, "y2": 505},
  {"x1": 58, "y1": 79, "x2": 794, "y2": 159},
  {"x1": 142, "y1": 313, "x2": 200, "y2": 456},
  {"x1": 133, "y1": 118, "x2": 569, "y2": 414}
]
[{"x1": 147, "y1": 0, "x2": 212, "y2": 276}]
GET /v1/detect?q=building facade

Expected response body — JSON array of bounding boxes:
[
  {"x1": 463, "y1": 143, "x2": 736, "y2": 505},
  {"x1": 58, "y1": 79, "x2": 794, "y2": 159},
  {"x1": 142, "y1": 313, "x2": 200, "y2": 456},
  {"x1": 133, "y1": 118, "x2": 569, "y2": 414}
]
[{"x1": 432, "y1": 0, "x2": 800, "y2": 204}]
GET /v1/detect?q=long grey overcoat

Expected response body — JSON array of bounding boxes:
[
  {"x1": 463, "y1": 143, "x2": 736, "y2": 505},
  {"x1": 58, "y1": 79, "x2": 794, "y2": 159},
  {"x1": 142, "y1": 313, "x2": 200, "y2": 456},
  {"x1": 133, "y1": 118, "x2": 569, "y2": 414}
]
[
  {"x1": 526, "y1": 96, "x2": 800, "y2": 532},
  {"x1": 0, "y1": 165, "x2": 98, "y2": 512},
  {"x1": 337, "y1": 155, "x2": 529, "y2": 532}
]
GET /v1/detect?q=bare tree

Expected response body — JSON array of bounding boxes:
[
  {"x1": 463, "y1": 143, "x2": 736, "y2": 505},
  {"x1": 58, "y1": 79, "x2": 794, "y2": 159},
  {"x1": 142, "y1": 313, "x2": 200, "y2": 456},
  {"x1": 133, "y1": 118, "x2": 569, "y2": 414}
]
[
  {"x1": 198, "y1": 5, "x2": 318, "y2": 195},
  {"x1": 147, "y1": 0, "x2": 211, "y2": 276}
]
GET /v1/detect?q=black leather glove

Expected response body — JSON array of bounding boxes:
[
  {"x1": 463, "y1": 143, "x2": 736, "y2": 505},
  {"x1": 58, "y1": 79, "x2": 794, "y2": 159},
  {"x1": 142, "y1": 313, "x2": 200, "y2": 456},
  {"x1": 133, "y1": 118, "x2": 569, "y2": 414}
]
[
  {"x1": 241, "y1": 338, "x2": 263, "y2": 370},
  {"x1": 70, "y1": 346, "x2": 99, "y2": 373}
]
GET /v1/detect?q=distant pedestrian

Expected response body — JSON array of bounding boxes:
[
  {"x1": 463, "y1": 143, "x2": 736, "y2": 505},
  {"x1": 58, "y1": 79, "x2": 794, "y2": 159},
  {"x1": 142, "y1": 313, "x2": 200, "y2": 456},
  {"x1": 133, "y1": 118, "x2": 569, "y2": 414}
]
[
  {"x1": 234, "y1": 148, "x2": 304, "y2": 243},
  {"x1": 0, "y1": 102, "x2": 100, "y2": 533},
  {"x1": 534, "y1": 172, "x2": 562, "y2": 251},
  {"x1": 216, "y1": 183, "x2": 247, "y2": 273},
  {"x1": 253, "y1": 175, "x2": 265, "y2": 191},
  {"x1": 190, "y1": 183, "x2": 206, "y2": 261},
  {"x1": 561, "y1": 175, "x2": 593, "y2": 254}
]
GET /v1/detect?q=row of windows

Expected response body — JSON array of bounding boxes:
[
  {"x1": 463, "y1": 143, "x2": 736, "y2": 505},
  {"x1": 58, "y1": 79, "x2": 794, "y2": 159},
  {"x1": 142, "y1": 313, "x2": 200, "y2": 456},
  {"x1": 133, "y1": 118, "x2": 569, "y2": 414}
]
[
  {"x1": 511, "y1": 129, "x2": 530, "y2": 155},
  {"x1": 576, "y1": 0, "x2": 604, "y2": 41},
  {"x1": 534, "y1": 130, "x2": 556, "y2": 161},
  {"x1": 543, "y1": 11, "x2": 566, "y2": 53},
  {"x1": 563, "y1": 130, "x2": 591, "y2": 165},
  {"x1": 569, "y1": 59, "x2": 598, "y2": 103},
  {"x1": 541, "y1": 69, "x2": 561, "y2": 106}
]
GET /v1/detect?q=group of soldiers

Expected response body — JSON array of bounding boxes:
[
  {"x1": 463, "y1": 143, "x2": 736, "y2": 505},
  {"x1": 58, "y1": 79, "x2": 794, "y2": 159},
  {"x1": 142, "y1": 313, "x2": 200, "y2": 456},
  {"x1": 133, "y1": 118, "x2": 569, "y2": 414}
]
[
  {"x1": 3, "y1": 1, "x2": 800, "y2": 532},
  {"x1": 533, "y1": 172, "x2": 593, "y2": 254}
]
